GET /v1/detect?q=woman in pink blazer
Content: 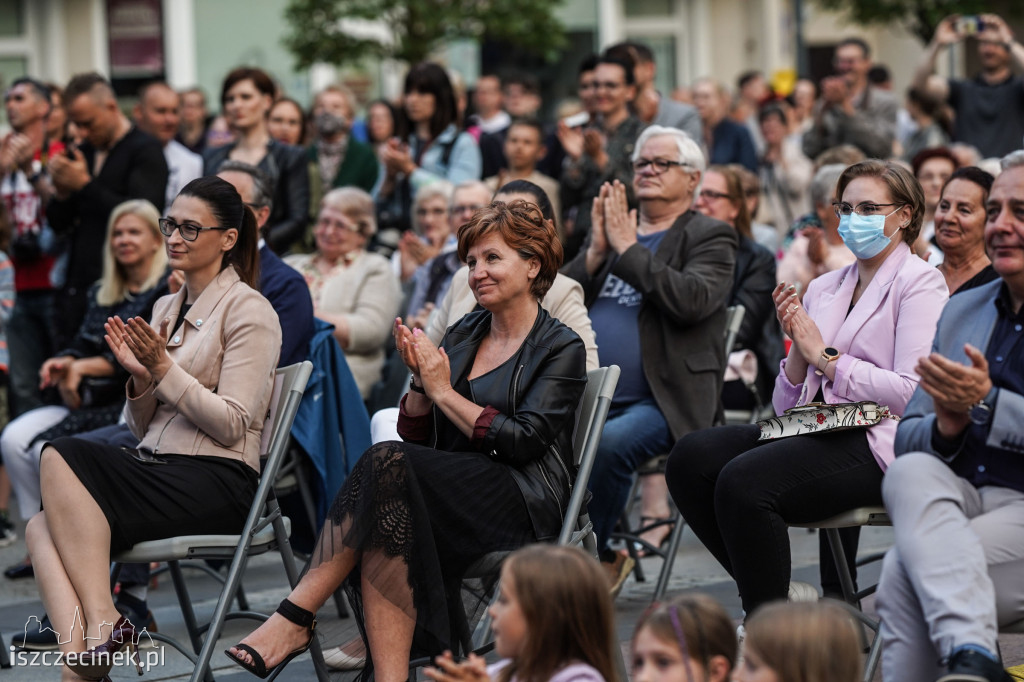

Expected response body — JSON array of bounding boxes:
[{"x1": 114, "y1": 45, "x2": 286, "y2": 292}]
[{"x1": 666, "y1": 160, "x2": 948, "y2": 618}]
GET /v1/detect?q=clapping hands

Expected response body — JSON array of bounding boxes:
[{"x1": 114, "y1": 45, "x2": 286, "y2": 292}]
[{"x1": 104, "y1": 316, "x2": 172, "y2": 386}]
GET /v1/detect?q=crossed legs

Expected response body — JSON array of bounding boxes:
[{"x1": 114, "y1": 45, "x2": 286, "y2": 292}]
[{"x1": 26, "y1": 445, "x2": 122, "y2": 680}]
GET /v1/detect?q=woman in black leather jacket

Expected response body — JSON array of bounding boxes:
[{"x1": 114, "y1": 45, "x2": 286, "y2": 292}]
[
  {"x1": 203, "y1": 67, "x2": 310, "y2": 254},
  {"x1": 227, "y1": 200, "x2": 587, "y2": 681}
]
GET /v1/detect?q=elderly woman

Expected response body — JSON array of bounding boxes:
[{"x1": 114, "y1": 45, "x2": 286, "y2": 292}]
[
  {"x1": 933, "y1": 166, "x2": 998, "y2": 295},
  {"x1": 286, "y1": 188, "x2": 400, "y2": 399},
  {"x1": 695, "y1": 165, "x2": 783, "y2": 409},
  {"x1": 393, "y1": 181, "x2": 455, "y2": 283},
  {"x1": 227, "y1": 200, "x2": 587, "y2": 681},
  {"x1": 2, "y1": 199, "x2": 168, "y2": 580},
  {"x1": 26, "y1": 177, "x2": 281, "y2": 681},
  {"x1": 667, "y1": 160, "x2": 949, "y2": 617}
]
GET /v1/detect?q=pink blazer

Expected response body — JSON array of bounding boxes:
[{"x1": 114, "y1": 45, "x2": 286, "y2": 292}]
[{"x1": 772, "y1": 242, "x2": 948, "y2": 470}]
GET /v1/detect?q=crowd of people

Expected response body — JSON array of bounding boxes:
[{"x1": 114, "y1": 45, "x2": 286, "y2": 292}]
[{"x1": 1, "y1": 10, "x2": 1024, "y2": 682}]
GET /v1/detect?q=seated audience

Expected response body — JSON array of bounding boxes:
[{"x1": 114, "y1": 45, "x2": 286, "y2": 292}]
[
  {"x1": 631, "y1": 593, "x2": 737, "y2": 682},
  {"x1": 559, "y1": 55, "x2": 646, "y2": 261},
  {"x1": 226, "y1": 200, "x2": 587, "y2": 680},
  {"x1": 692, "y1": 78, "x2": 757, "y2": 172},
  {"x1": 376, "y1": 62, "x2": 482, "y2": 240},
  {"x1": 736, "y1": 601, "x2": 863, "y2": 682},
  {"x1": 667, "y1": 160, "x2": 948, "y2": 617},
  {"x1": 286, "y1": 188, "x2": 400, "y2": 400},
  {"x1": 562, "y1": 125, "x2": 737, "y2": 593},
  {"x1": 425, "y1": 545, "x2": 617, "y2": 682},
  {"x1": 776, "y1": 164, "x2": 855, "y2": 296},
  {"x1": 484, "y1": 118, "x2": 562, "y2": 242},
  {"x1": 802, "y1": 38, "x2": 898, "y2": 160},
  {"x1": 308, "y1": 84, "x2": 379, "y2": 212},
  {"x1": 394, "y1": 181, "x2": 454, "y2": 282},
  {"x1": 758, "y1": 104, "x2": 812, "y2": 239},
  {"x1": 695, "y1": 165, "x2": 782, "y2": 410},
  {"x1": 405, "y1": 180, "x2": 491, "y2": 324},
  {"x1": 876, "y1": 151, "x2": 1024, "y2": 682},
  {"x1": 934, "y1": 166, "x2": 998, "y2": 295},
  {"x1": 203, "y1": 67, "x2": 310, "y2": 254},
  {"x1": 268, "y1": 97, "x2": 307, "y2": 147},
  {"x1": 176, "y1": 86, "x2": 210, "y2": 155},
  {"x1": 912, "y1": 147, "x2": 958, "y2": 263},
  {"x1": 902, "y1": 86, "x2": 952, "y2": 163},
  {"x1": 2, "y1": 199, "x2": 168, "y2": 580},
  {"x1": 25, "y1": 177, "x2": 281, "y2": 677}
]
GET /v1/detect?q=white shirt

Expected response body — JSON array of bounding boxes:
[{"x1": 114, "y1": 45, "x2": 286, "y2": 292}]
[{"x1": 164, "y1": 139, "x2": 203, "y2": 214}]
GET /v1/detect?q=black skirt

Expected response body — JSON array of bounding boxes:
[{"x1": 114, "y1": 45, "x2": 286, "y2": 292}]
[
  {"x1": 312, "y1": 440, "x2": 535, "y2": 674},
  {"x1": 47, "y1": 437, "x2": 259, "y2": 553}
]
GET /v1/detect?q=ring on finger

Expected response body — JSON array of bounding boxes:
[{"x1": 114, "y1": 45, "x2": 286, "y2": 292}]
[{"x1": 789, "y1": 304, "x2": 798, "y2": 313}]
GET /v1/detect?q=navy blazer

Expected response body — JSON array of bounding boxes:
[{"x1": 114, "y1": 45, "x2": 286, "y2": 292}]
[
  {"x1": 709, "y1": 118, "x2": 758, "y2": 173},
  {"x1": 260, "y1": 245, "x2": 315, "y2": 367}
]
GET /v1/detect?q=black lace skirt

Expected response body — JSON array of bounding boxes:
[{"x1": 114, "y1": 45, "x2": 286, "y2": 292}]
[{"x1": 312, "y1": 440, "x2": 534, "y2": 673}]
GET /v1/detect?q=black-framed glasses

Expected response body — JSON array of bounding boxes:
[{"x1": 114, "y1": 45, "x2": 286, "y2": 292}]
[
  {"x1": 632, "y1": 158, "x2": 690, "y2": 174},
  {"x1": 158, "y1": 218, "x2": 232, "y2": 242},
  {"x1": 698, "y1": 188, "x2": 734, "y2": 202},
  {"x1": 832, "y1": 202, "x2": 903, "y2": 218}
]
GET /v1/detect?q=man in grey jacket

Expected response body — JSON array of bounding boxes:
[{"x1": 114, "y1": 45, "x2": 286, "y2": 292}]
[
  {"x1": 877, "y1": 151, "x2": 1024, "y2": 682},
  {"x1": 562, "y1": 125, "x2": 736, "y2": 592}
]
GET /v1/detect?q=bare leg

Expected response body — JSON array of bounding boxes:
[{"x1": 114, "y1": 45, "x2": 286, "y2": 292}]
[
  {"x1": 227, "y1": 544, "x2": 359, "y2": 668},
  {"x1": 34, "y1": 447, "x2": 122, "y2": 645},
  {"x1": 639, "y1": 474, "x2": 673, "y2": 548},
  {"x1": 363, "y1": 572, "x2": 414, "y2": 682}
]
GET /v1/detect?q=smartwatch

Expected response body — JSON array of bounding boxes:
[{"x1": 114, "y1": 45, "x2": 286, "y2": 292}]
[{"x1": 818, "y1": 347, "x2": 840, "y2": 372}]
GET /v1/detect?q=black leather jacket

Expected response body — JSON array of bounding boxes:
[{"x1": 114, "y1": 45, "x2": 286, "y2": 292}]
[
  {"x1": 427, "y1": 306, "x2": 587, "y2": 541},
  {"x1": 203, "y1": 139, "x2": 310, "y2": 254}
]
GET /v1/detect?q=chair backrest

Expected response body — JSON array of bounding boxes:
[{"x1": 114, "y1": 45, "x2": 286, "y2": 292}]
[
  {"x1": 560, "y1": 365, "x2": 620, "y2": 546},
  {"x1": 723, "y1": 304, "x2": 745, "y2": 356},
  {"x1": 259, "y1": 361, "x2": 314, "y2": 483}
]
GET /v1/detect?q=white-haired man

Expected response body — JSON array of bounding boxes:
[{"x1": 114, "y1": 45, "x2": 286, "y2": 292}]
[
  {"x1": 877, "y1": 151, "x2": 1024, "y2": 682},
  {"x1": 562, "y1": 125, "x2": 737, "y2": 591}
]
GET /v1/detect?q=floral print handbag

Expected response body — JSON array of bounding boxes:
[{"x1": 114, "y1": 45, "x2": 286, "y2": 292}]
[{"x1": 757, "y1": 401, "x2": 900, "y2": 441}]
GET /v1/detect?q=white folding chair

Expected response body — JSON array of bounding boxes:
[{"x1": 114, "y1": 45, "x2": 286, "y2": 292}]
[{"x1": 110, "y1": 361, "x2": 329, "y2": 682}]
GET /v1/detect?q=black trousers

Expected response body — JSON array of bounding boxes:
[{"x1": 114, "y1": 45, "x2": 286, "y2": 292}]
[{"x1": 666, "y1": 424, "x2": 883, "y2": 615}]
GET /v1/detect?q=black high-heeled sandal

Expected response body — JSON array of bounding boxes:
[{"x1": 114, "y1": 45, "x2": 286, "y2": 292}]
[
  {"x1": 65, "y1": 615, "x2": 143, "y2": 680},
  {"x1": 225, "y1": 598, "x2": 317, "y2": 679}
]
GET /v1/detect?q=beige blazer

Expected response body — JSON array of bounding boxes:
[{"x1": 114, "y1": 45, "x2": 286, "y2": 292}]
[
  {"x1": 427, "y1": 266, "x2": 599, "y2": 371},
  {"x1": 125, "y1": 267, "x2": 283, "y2": 472},
  {"x1": 285, "y1": 250, "x2": 400, "y2": 399}
]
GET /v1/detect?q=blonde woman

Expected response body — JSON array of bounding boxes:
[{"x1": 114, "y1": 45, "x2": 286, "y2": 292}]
[
  {"x1": 286, "y1": 188, "x2": 401, "y2": 399},
  {"x1": 2, "y1": 199, "x2": 168, "y2": 578}
]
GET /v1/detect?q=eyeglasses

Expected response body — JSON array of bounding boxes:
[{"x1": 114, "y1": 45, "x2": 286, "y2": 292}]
[
  {"x1": 633, "y1": 158, "x2": 690, "y2": 174},
  {"x1": 593, "y1": 81, "x2": 624, "y2": 91},
  {"x1": 158, "y1": 218, "x2": 232, "y2": 242},
  {"x1": 451, "y1": 204, "x2": 485, "y2": 216},
  {"x1": 832, "y1": 202, "x2": 903, "y2": 218},
  {"x1": 698, "y1": 189, "x2": 734, "y2": 202}
]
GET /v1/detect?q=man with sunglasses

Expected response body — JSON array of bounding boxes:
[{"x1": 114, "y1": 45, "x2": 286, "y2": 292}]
[{"x1": 563, "y1": 125, "x2": 736, "y2": 595}]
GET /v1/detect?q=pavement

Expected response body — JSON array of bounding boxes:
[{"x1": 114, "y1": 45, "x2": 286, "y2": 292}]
[{"x1": 1, "y1": 512, "x2": 1022, "y2": 681}]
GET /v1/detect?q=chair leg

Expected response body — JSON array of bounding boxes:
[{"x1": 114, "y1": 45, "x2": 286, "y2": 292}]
[
  {"x1": 653, "y1": 516, "x2": 685, "y2": 603},
  {"x1": 825, "y1": 528, "x2": 859, "y2": 607}
]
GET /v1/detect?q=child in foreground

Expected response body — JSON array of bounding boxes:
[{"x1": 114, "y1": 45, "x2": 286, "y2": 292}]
[
  {"x1": 735, "y1": 600, "x2": 863, "y2": 682},
  {"x1": 425, "y1": 544, "x2": 617, "y2": 682},
  {"x1": 632, "y1": 593, "x2": 736, "y2": 682}
]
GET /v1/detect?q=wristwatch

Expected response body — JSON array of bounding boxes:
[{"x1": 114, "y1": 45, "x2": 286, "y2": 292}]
[
  {"x1": 817, "y1": 347, "x2": 840, "y2": 372},
  {"x1": 969, "y1": 388, "x2": 998, "y2": 426}
]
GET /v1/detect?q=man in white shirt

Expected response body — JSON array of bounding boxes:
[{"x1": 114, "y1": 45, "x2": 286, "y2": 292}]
[{"x1": 133, "y1": 81, "x2": 202, "y2": 212}]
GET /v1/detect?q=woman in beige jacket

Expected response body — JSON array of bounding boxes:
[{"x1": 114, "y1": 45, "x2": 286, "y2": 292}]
[
  {"x1": 286, "y1": 187, "x2": 400, "y2": 399},
  {"x1": 26, "y1": 176, "x2": 282, "y2": 681}
]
